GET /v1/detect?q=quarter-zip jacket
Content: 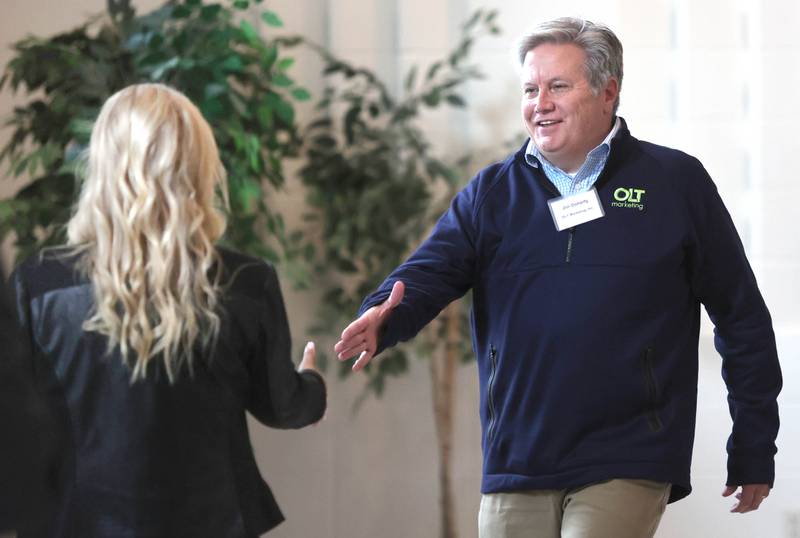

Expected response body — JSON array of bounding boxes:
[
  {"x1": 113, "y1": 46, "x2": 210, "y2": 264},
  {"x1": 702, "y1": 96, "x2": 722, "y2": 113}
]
[
  {"x1": 359, "y1": 119, "x2": 781, "y2": 503},
  {"x1": 12, "y1": 247, "x2": 326, "y2": 537}
]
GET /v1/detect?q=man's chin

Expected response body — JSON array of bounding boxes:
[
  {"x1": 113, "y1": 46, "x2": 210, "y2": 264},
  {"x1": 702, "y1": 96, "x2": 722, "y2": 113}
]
[
  {"x1": 532, "y1": 135, "x2": 560, "y2": 152},
  {"x1": 534, "y1": 142, "x2": 560, "y2": 159}
]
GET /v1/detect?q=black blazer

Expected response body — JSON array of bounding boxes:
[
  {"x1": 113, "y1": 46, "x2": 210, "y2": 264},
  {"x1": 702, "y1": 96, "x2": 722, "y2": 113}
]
[
  {"x1": 0, "y1": 262, "x2": 53, "y2": 533},
  {"x1": 11, "y1": 247, "x2": 326, "y2": 538}
]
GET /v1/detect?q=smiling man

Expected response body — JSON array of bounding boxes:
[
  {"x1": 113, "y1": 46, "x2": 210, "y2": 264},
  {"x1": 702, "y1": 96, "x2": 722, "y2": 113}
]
[
  {"x1": 521, "y1": 41, "x2": 618, "y2": 175},
  {"x1": 335, "y1": 17, "x2": 781, "y2": 538}
]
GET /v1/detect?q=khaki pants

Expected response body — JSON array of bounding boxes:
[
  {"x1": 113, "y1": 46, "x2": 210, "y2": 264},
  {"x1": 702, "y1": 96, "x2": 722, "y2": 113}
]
[{"x1": 478, "y1": 479, "x2": 670, "y2": 538}]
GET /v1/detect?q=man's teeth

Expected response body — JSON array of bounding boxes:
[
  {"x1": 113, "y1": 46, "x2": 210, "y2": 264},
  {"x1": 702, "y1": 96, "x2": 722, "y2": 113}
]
[{"x1": 538, "y1": 120, "x2": 558, "y2": 126}]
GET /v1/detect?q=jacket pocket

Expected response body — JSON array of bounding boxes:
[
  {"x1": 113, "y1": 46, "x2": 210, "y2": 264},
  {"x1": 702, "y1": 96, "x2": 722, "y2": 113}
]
[
  {"x1": 486, "y1": 344, "x2": 499, "y2": 442},
  {"x1": 642, "y1": 346, "x2": 663, "y2": 432}
]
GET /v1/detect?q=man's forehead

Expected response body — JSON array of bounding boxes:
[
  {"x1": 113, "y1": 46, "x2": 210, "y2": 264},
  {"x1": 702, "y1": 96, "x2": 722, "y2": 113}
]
[
  {"x1": 522, "y1": 42, "x2": 586, "y2": 64},
  {"x1": 520, "y1": 44, "x2": 586, "y2": 81}
]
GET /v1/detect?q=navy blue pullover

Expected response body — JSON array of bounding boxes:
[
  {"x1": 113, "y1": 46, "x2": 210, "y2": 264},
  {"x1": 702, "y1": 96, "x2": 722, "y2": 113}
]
[{"x1": 359, "y1": 119, "x2": 781, "y2": 503}]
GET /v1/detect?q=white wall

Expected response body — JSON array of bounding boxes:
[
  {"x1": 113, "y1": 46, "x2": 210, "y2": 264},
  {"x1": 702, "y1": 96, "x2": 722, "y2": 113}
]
[{"x1": 2, "y1": 0, "x2": 799, "y2": 537}]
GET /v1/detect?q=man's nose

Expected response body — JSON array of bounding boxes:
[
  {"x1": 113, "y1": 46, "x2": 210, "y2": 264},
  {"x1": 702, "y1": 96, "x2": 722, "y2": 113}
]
[{"x1": 535, "y1": 89, "x2": 554, "y2": 113}]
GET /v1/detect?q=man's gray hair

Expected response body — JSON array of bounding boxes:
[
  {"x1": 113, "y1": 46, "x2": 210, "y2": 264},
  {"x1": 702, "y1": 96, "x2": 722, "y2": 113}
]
[{"x1": 517, "y1": 17, "x2": 624, "y2": 114}]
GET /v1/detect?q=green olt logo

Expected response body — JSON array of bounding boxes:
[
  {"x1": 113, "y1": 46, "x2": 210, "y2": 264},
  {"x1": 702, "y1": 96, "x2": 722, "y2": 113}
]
[{"x1": 611, "y1": 187, "x2": 646, "y2": 211}]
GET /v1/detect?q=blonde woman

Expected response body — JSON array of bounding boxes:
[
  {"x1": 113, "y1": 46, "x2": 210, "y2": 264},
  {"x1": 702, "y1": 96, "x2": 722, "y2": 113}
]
[{"x1": 11, "y1": 83, "x2": 326, "y2": 537}]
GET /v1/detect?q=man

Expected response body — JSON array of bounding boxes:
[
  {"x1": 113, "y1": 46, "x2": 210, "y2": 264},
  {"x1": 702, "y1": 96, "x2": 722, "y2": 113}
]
[{"x1": 334, "y1": 17, "x2": 781, "y2": 538}]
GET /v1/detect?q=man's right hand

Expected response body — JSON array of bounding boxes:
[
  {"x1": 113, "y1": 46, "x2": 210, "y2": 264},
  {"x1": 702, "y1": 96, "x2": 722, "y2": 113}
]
[{"x1": 334, "y1": 281, "x2": 405, "y2": 371}]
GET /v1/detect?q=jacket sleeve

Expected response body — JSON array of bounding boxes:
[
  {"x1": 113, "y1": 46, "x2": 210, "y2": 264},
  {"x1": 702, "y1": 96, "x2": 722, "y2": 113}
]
[
  {"x1": 246, "y1": 264, "x2": 326, "y2": 429},
  {"x1": 3, "y1": 264, "x2": 59, "y2": 532},
  {"x1": 359, "y1": 175, "x2": 481, "y2": 355},
  {"x1": 0, "y1": 269, "x2": 35, "y2": 528},
  {"x1": 684, "y1": 160, "x2": 782, "y2": 488}
]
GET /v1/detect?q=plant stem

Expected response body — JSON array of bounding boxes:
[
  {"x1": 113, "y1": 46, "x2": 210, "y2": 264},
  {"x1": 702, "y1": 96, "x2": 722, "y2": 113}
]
[{"x1": 430, "y1": 301, "x2": 460, "y2": 538}]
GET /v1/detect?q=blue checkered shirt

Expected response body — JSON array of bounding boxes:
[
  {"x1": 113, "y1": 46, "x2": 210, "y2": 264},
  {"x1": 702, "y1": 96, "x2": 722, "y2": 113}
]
[{"x1": 525, "y1": 118, "x2": 621, "y2": 197}]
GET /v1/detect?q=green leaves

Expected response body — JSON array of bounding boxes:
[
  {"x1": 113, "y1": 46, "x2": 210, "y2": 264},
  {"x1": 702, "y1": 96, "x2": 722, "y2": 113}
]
[
  {"x1": 291, "y1": 87, "x2": 311, "y2": 101},
  {"x1": 219, "y1": 55, "x2": 244, "y2": 72},
  {"x1": 422, "y1": 89, "x2": 441, "y2": 107},
  {"x1": 149, "y1": 56, "x2": 180, "y2": 79},
  {"x1": 200, "y1": 4, "x2": 222, "y2": 21},
  {"x1": 239, "y1": 19, "x2": 259, "y2": 44},
  {"x1": 260, "y1": 43, "x2": 278, "y2": 69},
  {"x1": 404, "y1": 65, "x2": 417, "y2": 91},
  {"x1": 172, "y1": 4, "x2": 192, "y2": 19},
  {"x1": 0, "y1": 0, "x2": 309, "y2": 269},
  {"x1": 298, "y1": 9, "x2": 503, "y2": 400},
  {"x1": 425, "y1": 61, "x2": 442, "y2": 81},
  {"x1": 277, "y1": 57, "x2": 294, "y2": 71},
  {"x1": 261, "y1": 10, "x2": 283, "y2": 28},
  {"x1": 445, "y1": 94, "x2": 465, "y2": 107},
  {"x1": 273, "y1": 98, "x2": 294, "y2": 124},
  {"x1": 272, "y1": 72, "x2": 293, "y2": 87}
]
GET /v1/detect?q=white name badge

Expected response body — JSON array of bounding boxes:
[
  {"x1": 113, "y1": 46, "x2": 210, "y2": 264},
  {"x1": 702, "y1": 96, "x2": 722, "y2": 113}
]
[{"x1": 547, "y1": 187, "x2": 605, "y2": 231}]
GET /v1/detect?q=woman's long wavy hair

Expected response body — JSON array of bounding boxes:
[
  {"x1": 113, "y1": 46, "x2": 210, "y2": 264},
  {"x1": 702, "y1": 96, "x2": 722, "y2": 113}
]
[{"x1": 67, "y1": 83, "x2": 229, "y2": 382}]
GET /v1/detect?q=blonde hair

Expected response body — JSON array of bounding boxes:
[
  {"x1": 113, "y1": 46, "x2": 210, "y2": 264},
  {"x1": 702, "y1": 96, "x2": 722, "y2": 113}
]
[{"x1": 67, "y1": 83, "x2": 229, "y2": 382}]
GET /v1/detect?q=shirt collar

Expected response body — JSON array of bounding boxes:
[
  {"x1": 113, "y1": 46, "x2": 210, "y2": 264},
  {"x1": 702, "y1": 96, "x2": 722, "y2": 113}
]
[{"x1": 525, "y1": 116, "x2": 621, "y2": 169}]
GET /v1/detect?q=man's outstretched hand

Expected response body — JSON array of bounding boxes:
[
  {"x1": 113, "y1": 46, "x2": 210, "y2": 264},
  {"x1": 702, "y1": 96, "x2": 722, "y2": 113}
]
[
  {"x1": 334, "y1": 281, "x2": 405, "y2": 371},
  {"x1": 722, "y1": 484, "x2": 770, "y2": 513}
]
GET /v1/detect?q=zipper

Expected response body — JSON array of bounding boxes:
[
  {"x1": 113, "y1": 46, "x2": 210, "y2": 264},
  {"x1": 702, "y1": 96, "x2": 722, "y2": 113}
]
[
  {"x1": 642, "y1": 346, "x2": 663, "y2": 432},
  {"x1": 524, "y1": 155, "x2": 578, "y2": 264},
  {"x1": 565, "y1": 227, "x2": 575, "y2": 263},
  {"x1": 527, "y1": 138, "x2": 621, "y2": 265},
  {"x1": 486, "y1": 344, "x2": 498, "y2": 442},
  {"x1": 560, "y1": 131, "x2": 621, "y2": 263}
]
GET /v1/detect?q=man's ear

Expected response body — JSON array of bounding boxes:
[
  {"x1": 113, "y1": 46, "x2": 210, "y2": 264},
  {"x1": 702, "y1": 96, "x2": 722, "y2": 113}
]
[{"x1": 604, "y1": 77, "x2": 619, "y2": 110}]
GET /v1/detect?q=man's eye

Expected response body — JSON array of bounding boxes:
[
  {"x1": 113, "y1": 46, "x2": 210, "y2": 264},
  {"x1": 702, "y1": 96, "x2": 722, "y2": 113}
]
[
  {"x1": 524, "y1": 87, "x2": 538, "y2": 95},
  {"x1": 552, "y1": 83, "x2": 569, "y2": 92}
]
